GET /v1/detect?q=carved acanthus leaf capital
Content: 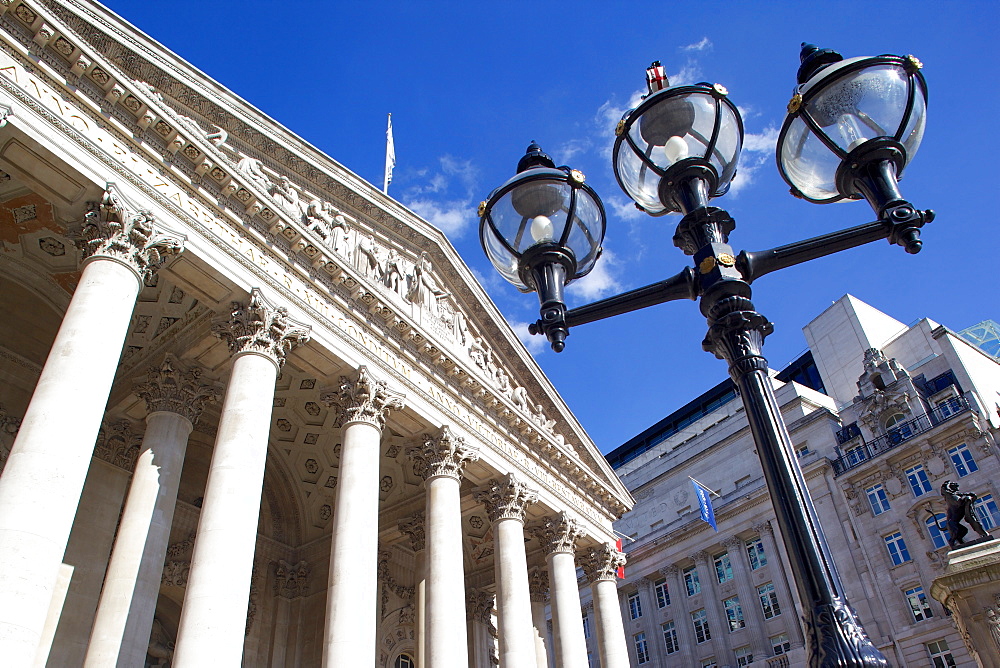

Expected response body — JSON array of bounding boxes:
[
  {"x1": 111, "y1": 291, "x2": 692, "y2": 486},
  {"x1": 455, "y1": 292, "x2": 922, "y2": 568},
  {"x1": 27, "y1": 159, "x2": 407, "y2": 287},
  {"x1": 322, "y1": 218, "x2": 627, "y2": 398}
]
[
  {"x1": 722, "y1": 535, "x2": 744, "y2": 550},
  {"x1": 134, "y1": 355, "x2": 218, "y2": 425},
  {"x1": 579, "y1": 543, "x2": 626, "y2": 584},
  {"x1": 212, "y1": 289, "x2": 310, "y2": 368},
  {"x1": 398, "y1": 511, "x2": 426, "y2": 552},
  {"x1": 467, "y1": 588, "x2": 495, "y2": 623},
  {"x1": 407, "y1": 425, "x2": 479, "y2": 481},
  {"x1": 529, "y1": 511, "x2": 584, "y2": 556},
  {"x1": 320, "y1": 366, "x2": 405, "y2": 430},
  {"x1": 661, "y1": 565, "x2": 679, "y2": 578},
  {"x1": 68, "y1": 185, "x2": 185, "y2": 282},
  {"x1": 94, "y1": 419, "x2": 141, "y2": 471},
  {"x1": 528, "y1": 567, "x2": 549, "y2": 602},
  {"x1": 473, "y1": 473, "x2": 538, "y2": 523},
  {"x1": 752, "y1": 520, "x2": 773, "y2": 536},
  {"x1": 273, "y1": 560, "x2": 310, "y2": 599}
]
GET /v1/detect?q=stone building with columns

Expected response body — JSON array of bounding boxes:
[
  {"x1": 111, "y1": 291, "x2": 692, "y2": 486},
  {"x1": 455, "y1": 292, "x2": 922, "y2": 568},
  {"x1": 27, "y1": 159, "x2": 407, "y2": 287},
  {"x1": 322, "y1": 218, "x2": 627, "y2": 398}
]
[
  {"x1": 0, "y1": 1, "x2": 634, "y2": 666},
  {"x1": 597, "y1": 295, "x2": 1000, "y2": 668}
]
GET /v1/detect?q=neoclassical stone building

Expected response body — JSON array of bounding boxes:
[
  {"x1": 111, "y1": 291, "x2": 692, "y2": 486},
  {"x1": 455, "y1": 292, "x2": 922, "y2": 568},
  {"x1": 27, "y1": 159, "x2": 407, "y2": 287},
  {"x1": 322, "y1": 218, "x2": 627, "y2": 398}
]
[{"x1": 0, "y1": 1, "x2": 634, "y2": 666}]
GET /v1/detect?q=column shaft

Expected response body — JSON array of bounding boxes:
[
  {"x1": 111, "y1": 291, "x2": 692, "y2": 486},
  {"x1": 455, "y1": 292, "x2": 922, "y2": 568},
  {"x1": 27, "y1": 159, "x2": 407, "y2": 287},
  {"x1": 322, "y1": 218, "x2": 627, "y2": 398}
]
[
  {"x1": 0, "y1": 258, "x2": 140, "y2": 665},
  {"x1": 322, "y1": 419, "x2": 382, "y2": 665},
  {"x1": 172, "y1": 352, "x2": 278, "y2": 665},
  {"x1": 666, "y1": 567, "x2": 696, "y2": 665},
  {"x1": 726, "y1": 538, "x2": 771, "y2": 661},
  {"x1": 85, "y1": 410, "x2": 193, "y2": 667},
  {"x1": 529, "y1": 598, "x2": 548, "y2": 668},
  {"x1": 549, "y1": 551, "x2": 587, "y2": 667},
  {"x1": 494, "y1": 518, "x2": 535, "y2": 667},
  {"x1": 425, "y1": 474, "x2": 469, "y2": 667},
  {"x1": 415, "y1": 549, "x2": 426, "y2": 668},
  {"x1": 591, "y1": 579, "x2": 629, "y2": 668}
]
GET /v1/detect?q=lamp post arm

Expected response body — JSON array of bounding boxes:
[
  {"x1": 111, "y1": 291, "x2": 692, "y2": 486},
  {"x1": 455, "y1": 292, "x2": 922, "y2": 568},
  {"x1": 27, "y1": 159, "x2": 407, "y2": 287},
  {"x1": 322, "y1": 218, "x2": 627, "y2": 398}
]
[
  {"x1": 737, "y1": 208, "x2": 933, "y2": 284},
  {"x1": 560, "y1": 266, "x2": 697, "y2": 329}
]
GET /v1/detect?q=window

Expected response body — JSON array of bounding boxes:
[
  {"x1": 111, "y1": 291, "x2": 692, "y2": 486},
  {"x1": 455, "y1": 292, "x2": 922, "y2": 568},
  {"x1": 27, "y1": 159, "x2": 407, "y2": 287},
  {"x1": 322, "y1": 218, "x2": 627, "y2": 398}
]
[
  {"x1": 746, "y1": 536, "x2": 767, "y2": 570},
  {"x1": 692, "y1": 609, "x2": 711, "y2": 643},
  {"x1": 975, "y1": 493, "x2": 1000, "y2": 530},
  {"x1": 906, "y1": 465, "x2": 933, "y2": 497},
  {"x1": 662, "y1": 621, "x2": 679, "y2": 655},
  {"x1": 796, "y1": 445, "x2": 812, "y2": 458},
  {"x1": 758, "y1": 582, "x2": 781, "y2": 619},
  {"x1": 866, "y1": 483, "x2": 891, "y2": 515},
  {"x1": 633, "y1": 632, "x2": 650, "y2": 665},
  {"x1": 770, "y1": 633, "x2": 790, "y2": 656},
  {"x1": 884, "y1": 531, "x2": 911, "y2": 565},
  {"x1": 937, "y1": 397, "x2": 961, "y2": 418},
  {"x1": 628, "y1": 592, "x2": 643, "y2": 620},
  {"x1": 714, "y1": 552, "x2": 733, "y2": 583},
  {"x1": 724, "y1": 596, "x2": 745, "y2": 631},
  {"x1": 684, "y1": 566, "x2": 701, "y2": 596},
  {"x1": 885, "y1": 412, "x2": 913, "y2": 440},
  {"x1": 735, "y1": 646, "x2": 754, "y2": 667},
  {"x1": 394, "y1": 655, "x2": 414, "y2": 668},
  {"x1": 654, "y1": 577, "x2": 670, "y2": 608},
  {"x1": 844, "y1": 445, "x2": 867, "y2": 467},
  {"x1": 926, "y1": 514, "x2": 950, "y2": 549},
  {"x1": 582, "y1": 614, "x2": 591, "y2": 639},
  {"x1": 926, "y1": 639, "x2": 957, "y2": 667},
  {"x1": 701, "y1": 659, "x2": 717, "y2": 668},
  {"x1": 948, "y1": 443, "x2": 979, "y2": 477},
  {"x1": 905, "y1": 586, "x2": 934, "y2": 622}
]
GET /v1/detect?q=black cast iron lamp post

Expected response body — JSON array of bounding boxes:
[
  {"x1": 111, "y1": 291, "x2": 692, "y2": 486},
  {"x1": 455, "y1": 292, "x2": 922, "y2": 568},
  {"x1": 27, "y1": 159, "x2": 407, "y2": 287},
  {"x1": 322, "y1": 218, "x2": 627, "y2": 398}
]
[{"x1": 478, "y1": 45, "x2": 934, "y2": 667}]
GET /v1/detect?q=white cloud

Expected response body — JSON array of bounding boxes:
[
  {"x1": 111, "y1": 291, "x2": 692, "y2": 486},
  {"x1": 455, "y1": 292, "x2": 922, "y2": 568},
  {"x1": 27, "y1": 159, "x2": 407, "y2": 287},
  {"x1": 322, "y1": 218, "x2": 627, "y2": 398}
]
[
  {"x1": 668, "y1": 64, "x2": 701, "y2": 87},
  {"x1": 405, "y1": 198, "x2": 472, "y2": 237},
  {"x1": 567, "y1": 249, "x2": 621, "y2": 301},
  {"x1": 606, "y1": 195, "x2": 644, "y2": 222},
  {"x1": 743, "y1": 126, "x2": 779, "y2": 154},
  {"x1": 681, "y1": 37, "x2": 712, "y2": 52},
  {"x1": 509, "y1": 320, "x2": 548, "y2": 355},
  {"x1": 728, "y1": 126, "x2": 779, "y2": 197},
  {"x1": 555, "y1": 138, "x2": 593, "y2": 165}
]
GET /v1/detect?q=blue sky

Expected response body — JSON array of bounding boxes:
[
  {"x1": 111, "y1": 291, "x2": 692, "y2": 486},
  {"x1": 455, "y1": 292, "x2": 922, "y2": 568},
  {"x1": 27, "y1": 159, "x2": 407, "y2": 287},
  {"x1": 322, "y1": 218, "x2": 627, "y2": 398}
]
[{"x1": 103, "y1": 0, "x2": 998, "y2": 454}]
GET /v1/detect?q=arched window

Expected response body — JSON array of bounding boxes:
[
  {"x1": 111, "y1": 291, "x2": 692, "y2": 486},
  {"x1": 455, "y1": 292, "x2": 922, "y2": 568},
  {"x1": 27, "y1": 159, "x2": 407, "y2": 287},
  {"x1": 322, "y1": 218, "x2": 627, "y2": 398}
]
[
  {"x1": 395, "y1": 654, "x2": 415, "y2": 668},
  {"x1": 925, "y1": 514, "x2": 949, "y2": 550},
  {"x1": 884, "y1": 413, "x2": 912, "y2": 442}
]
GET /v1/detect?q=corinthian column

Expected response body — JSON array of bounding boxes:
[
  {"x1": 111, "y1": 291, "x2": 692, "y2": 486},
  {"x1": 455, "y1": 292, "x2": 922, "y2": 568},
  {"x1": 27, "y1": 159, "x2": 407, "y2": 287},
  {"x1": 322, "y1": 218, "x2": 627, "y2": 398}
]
[
  {"x1": 580, "y1": 544, "x2": 629, "y2": 668},
  {"x1": 0, "y1": 188, "x2": 183, "y2": 666},
  {"x1": 319, "y1": 367, "x2": 404, "y2": 667},
  {"x1": 85, "y1": 357, "x2": 216, "y2": 668},
  {"x1": 473, "y1": 474, "x2": 538, "y2": 668},
  {"x1": 530, "y1": 512, "x2": 587, "y2": 667},
  {"x1": 398, "y1": 513, "x2": 426, "y2": 668},
  {"x1": 527, "y1": 568, "x2": 550, "y2": 668},
  {"x1": 172, "y1": 290, "x2": 309, "y2": 667},
  {"x1": 407, "y1": 426, "x2": 478, "y2": 668}
]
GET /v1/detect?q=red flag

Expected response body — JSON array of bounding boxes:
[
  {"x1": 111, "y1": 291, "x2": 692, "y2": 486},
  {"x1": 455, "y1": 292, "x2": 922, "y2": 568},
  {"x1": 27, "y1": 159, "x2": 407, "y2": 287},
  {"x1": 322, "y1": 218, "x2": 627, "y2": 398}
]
[{"x1": 615, "y1": 539, "x2": 625, "y2": 579}]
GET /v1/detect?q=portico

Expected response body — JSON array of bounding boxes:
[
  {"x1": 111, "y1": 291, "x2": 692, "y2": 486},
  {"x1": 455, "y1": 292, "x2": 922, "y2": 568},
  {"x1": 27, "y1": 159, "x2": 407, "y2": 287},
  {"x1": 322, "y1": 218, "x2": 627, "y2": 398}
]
[{"x1": 0, "y1": 1, "x2": 633, "y2": 666}]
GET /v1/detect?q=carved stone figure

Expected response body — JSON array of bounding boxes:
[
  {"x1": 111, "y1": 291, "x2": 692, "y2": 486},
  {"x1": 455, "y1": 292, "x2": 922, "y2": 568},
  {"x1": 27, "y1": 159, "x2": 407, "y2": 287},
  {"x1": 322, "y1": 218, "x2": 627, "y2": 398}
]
[
  {"x1": 269, "y1": 176, "x2": 301, "y2": 219},
  {"x1": 940, "y1": 480, "x2": 994, "y2": 548},
  {"x1": 236, "y1": 156, "x2": 272, "y2": 192},
  {"x1": 988, "y1": 607, "x2": 1000, "y2": 650},
  {"x1": 383, "y1": 249, "x2": 408, "y2": 300},
  {"x1": 205, "y1": 124, "x2": 227, "y2": 147},
  {"x1": 407, "y1": 252, "x2": 449, "y2": 314},
  {"x1": 146, "y1": 617, "x2": 174, "y2": 667},
  {"x1": 355, "y1": 234, "x2": 384, "y2": 281},
  {"x1": 305, "y1": 199, "x2": 348, "y2": 253}
]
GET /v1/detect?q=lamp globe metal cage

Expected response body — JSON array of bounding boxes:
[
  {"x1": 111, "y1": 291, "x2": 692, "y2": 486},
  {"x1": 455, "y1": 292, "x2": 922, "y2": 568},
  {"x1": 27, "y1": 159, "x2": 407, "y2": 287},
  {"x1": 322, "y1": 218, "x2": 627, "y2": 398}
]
[
  {"x1": 612, "y1": 62, "x2": 744, "y2": 216},
  {"x1": 777, "y1": 43, "x2": 928, "y2": 216},
  {"x1": 478, "y1": 142, "x2": 606, "y2": 351}
]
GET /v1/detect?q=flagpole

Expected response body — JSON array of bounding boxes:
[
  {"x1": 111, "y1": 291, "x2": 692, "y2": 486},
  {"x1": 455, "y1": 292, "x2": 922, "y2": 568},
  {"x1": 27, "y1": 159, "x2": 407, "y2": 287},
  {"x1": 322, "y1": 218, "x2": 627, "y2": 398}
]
[
  {"x1": 687, "y1": 475, "x2": 721, "y2": 497},
  {"x1": 383, "y1": 113, "x2": 394, "y2": 194}
]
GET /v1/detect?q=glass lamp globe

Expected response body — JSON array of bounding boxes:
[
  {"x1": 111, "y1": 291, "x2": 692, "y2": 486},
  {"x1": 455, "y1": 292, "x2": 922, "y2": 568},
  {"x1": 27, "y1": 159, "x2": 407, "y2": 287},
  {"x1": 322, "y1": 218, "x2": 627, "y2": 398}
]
[
  {"x1": 613, "y1": 63, "x2": 743, "y2": 215},
  {"x1": 776, "y1": 44, "x2": 928, "y2": 206},
  {"x1": 479, "y1": 142, "x2": 605, "y2": 293}
]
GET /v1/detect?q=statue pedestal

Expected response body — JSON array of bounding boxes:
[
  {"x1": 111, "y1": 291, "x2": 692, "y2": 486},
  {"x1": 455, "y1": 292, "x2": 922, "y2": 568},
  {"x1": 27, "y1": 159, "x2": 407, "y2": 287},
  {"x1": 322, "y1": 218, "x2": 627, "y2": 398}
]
[{"x1": 931, "y1": 539, "x2": 1000, "y2": 667}]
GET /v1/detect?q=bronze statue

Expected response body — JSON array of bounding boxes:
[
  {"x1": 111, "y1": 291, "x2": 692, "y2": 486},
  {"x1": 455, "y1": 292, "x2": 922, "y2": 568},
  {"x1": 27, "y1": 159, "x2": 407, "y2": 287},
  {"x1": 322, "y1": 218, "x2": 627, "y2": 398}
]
[{"x1": 940, "y1": 480, "x2": 994, "y2": 548}]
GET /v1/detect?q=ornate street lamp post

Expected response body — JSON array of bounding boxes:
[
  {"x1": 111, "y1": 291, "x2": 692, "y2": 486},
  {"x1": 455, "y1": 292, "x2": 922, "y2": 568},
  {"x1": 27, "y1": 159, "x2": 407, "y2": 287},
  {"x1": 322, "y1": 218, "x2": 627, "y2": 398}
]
[{"x1": 478, "y1": 46, "x2": 932, "y2": 667}]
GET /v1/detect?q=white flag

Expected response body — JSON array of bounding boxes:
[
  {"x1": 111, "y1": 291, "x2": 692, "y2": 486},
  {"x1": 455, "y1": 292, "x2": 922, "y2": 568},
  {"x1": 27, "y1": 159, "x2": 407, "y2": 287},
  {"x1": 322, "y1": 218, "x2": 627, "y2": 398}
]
[{"x1": 383, "y1": 113, "x2": 395, "y2": 194}]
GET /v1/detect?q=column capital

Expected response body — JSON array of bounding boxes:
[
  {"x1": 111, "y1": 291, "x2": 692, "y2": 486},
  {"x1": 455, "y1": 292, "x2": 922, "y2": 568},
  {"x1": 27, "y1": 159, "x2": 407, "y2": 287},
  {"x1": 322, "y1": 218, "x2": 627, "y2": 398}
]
[
  {"x1": 752, "y1": 520, "x2": 773, "y2": 535},
  {"x1": 473, "y1": 473, "x2": 538, "y2": 523},
  {"x1": 722, "y1": 535, "x2": 744, "y2": 550},
  {"x1": 94, "y1": 419, "x2": 142, "y2": 471},
  {"x1": 212, "y1": 289, "x2": 310, "y2": 368},
  {"x1": 134, "y1": 355, "x2": 219, "y2": 425},
  {"x1": 661, "y1": 565, "x2": 679, "y2": 579},
  {"x1": 690, "y1": 550, "x2": 711, "y2": 565},
  {"x1": 528, "y1": 511, "x2": 583, "y2": 556},
  {"x1": 579, "y1": 543, "x2": 626, "y2": 584},
  {"x1": 273, "y1": 560, "x2": 310, "y2": 599},
  {"x1": 528, "y1": 567, "x2": 549, "y2": 603},
  {"x1": 397, "y1": 511, "x2": 425, "y2": 552},
  {"x1": 406, "y1": 425, "x2": 479, "y2": 481},
  {"x1": 467, "y1": 588, "x2": 495, "y2": 623},
  {"x1": 320, "y1": 366, "x2": 404, "y2": 430},
  {"x1": 67, "y1": 185, "x2": 184, "y2": 283}
]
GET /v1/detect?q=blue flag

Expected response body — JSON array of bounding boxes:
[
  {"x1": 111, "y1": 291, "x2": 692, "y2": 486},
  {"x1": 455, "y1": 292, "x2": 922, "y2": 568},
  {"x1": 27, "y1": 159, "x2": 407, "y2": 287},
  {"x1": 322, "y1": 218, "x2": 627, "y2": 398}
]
[{"x1": 691, "y1": 479, "x2": 718, "y2": 531}]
